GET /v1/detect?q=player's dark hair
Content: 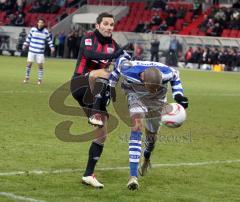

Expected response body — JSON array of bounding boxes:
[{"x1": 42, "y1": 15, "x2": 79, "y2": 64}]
[
  {"x1": 38, "y1": 18, "x2": 46, "y2": 23},
  {"x1": 143, "y1": 67, "x2": 162, "y2": 93},
  {"x1": 96, "y1": 12, "x2": 114, "y2": 24}
]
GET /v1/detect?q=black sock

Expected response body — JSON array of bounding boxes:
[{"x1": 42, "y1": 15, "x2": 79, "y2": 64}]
[
  {"x1": 144, "y1": 149, "x2": 151, "y2": 160},
  {"x1": 84, "y1": 142, "x2": 104, "y2": 176}
]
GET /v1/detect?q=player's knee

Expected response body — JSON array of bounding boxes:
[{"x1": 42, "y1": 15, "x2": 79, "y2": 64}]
[
  {"x1": 92, "y1": 77, "x2": 108, "y2": 95},
  {"x1": 93, "y1": 133, "x2": 107, "y2": 144},
  {"x1": 131, "y1": 117, "x2": 144, "y2": 132}
]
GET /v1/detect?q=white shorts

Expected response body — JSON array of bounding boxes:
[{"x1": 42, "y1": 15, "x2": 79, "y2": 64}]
[
  {"x1": 127, "y1": 93, "x2": 166, "y2": 134},
  {"x1": 27, "y1": 52, "x2": 45, "y2": 64}
]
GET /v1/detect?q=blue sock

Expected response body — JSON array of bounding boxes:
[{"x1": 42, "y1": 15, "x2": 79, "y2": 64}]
[
  {"x1": 130, "y1": 162, "x2": 138, "y2": 177},
  {"x1": 129, "y1": 131, "x2": 142, "y2": 177}
]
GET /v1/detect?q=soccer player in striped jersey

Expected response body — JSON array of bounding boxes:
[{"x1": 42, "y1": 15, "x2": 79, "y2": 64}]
[
  {"x1": 109, "y1": 54, "x2": 189, "y2": 190},
  {"x1": 22, "y1": 18, "x2": 54, "y2": 85}
]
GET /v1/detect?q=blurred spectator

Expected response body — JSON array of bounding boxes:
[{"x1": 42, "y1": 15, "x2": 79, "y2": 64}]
[
  {"x1": 66, "y1": 0, "x2": 79, "y2": 7},
  {"x1": 151, "y1": 0, "x2": 166, "y2": 10},
  {"x1": 142, "y1": 22, "x2": 151, "y2": 33},
  {"x1": 134, "y1": 21, "x2": 145, "y2": 33},
  {"x1": 192, "y1": 46, "x2": 203, "y2": 68},
  {"x1": 0, "y1": 0, "x2": 7, "y2": 11},
  {"x1": 156, "y1": 20, "x2": 168, "y2": 33},
  {"x1": 166, "y1": 13, "x2": 177, "y2": 27},
  {"x1": 202, "y1": 47, "x2": 210, "y2": 64},
  {"x1": 185, "y1": 46, "x2": 193, "y2": 65},
  {"x1": 17, "y1": 28, "x2": 27, "y2": 51},
  {"x1": 150, "y1": 37, "x2": 160, "y2": 62},
  {"x1": 30, "y1": 0, "x2": 42, "y2": 13},
  {"x1": 150, "y1": 13, "x2": 162, "y2": 27},
  {"x1": 176, "y1": 6, "x2": 186, "y2": 19},
  {"x1": 212, "y1": 22, "x2": 223, "y2": 36},
  {"x1": 59, "y1": 8, "x2": 68, "y2": 21},
  {"x1": 56, "y1": 0, "x2": 66, "y2": 7},
  {"x1": 193, "y1": 0, "x2": 202, "y2": 16},
  {"x1": 4, "y1": 0, "x2": 15, "y2": 14},
  {"x1": 67, "y1": 31, "x2": 77, "y2": 58},
  {"x1": 0, "y1": 36, "x2": 9, "y2": 50},
  {"x1": 213, "y1": 0, "x2": 219, "y2": 6},
  {"x1": 165, "y1": 5, "x2": 177, "y2": 15},
  {"x1": 15, "y1": 12, "x2": 25, "y2": 26},
  {"x1": 16, "y1": 0, "x2": 26, "y2": 11},
  {"x1": 233, "y1": 0, "x2": 240, "y2": 9},
  {"x1": 75, "y1": 28, "x2": 84, "y2": 57},
  {"x1": 58, "y1": 31, "x2": 65, "y2": 58},
  {"x1": 53, "y1": 32, "x2": 59, "y2": 57},
  {"x1": 167, "y1": 36, "x2": 181, "y2": 66},
  {"x1": 7, "y1": 13, "x2": 16, "y2": 26},
  {"x1": 184, "y1": 46, "x2": 240, "y2": 71}
]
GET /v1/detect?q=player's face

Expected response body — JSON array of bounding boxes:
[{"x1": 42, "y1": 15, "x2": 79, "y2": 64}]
[
  {"x1": 96, "y1": 17, "x2": 114, "y2": 37},
  {"x1": 37, "y1": 20, "x2": 45, "y2": 29}
]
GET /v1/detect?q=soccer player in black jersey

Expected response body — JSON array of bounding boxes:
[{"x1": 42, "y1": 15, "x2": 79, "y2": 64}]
[{"x1": 71, "y1": 12, "x2": 127, "y2": 188}]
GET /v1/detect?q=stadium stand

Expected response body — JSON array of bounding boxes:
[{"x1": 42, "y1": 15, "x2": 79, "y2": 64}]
[{"x1": 0, "y1": 0, "x2": 78, "y2": 27}]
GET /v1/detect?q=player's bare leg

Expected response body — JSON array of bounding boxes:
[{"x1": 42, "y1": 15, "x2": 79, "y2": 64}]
[
  {"x1": 139, "y1": 129, "x2": 156, "y2": 176},
  {"x1": 23, "y1": 62, "x2": 32, "y2": 83}
]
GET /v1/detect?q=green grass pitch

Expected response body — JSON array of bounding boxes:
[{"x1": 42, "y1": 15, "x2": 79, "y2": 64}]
[{"x1": 0, "y1": 55, "x2": 240, "y2": 202}]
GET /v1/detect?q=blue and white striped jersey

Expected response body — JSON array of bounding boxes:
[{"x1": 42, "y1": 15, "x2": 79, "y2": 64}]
[
  {"x1": 23, "y1": 27, "x2": 54, "y2": 54},
  {"x1": 109, "y1": 56, "x2": 184, "y2": 98}
]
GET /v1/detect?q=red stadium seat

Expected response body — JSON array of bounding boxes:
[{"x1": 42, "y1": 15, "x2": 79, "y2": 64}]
[
  {"x1": 229, "y1": 30, "x2": 238, "y2": 38},
  {"x1": 221, "y1": 29, "x2": 230, "y2": 37}
]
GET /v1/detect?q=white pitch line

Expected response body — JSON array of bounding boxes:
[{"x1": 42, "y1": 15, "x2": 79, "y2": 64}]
[
  {"x1": 0, "y1": 192, "x2": 44, "y2": 202},
  {"x1": 0, "y1": 159, "x2": 240, "y2": 177}
]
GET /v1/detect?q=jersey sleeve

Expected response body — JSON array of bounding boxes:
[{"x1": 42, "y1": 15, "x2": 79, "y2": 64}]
[
  {"x1": 109, "y1": 55, "x2": 128, "y2": 87},
  {"x1": 170, "y1": 67, "x2": 184, "y2": 97},
  {"x1": 46, "y1": 31, "x2": 54, "y2": 48},
  {"x1": 23, "y1": 28, "x2": 33, "y2": 46}
]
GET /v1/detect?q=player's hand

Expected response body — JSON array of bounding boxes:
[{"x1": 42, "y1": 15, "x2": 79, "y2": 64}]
[
  {"x1": 22, "y1": 45, "x2": 27, "y2": 51},
  {"x1": 122, "y1": 50, "x2": 131, "y2": 60},
  {"x1": 51, "y1": 48, "x2": 55, "y2": 55},
  {"x1": 174, "y1": 94, "x2": 188, "y2": 109},
  {"x1": 113, "y1": 43, "x2": 130, "y2": 58}
]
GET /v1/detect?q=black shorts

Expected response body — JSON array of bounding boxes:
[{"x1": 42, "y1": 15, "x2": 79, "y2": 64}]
[{"x1": 70, "y1": 73, "x2": 108, "y2": 118}]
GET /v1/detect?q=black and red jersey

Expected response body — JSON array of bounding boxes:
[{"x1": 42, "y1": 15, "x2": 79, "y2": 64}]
[{"x1": 74, "y1": 30, "x2": 119, "y2": 75}]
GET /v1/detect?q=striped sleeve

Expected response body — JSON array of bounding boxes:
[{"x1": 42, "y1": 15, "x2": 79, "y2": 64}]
[
  {"x1": 170, "y1": 67, "x2": 184, "y2": 97},
  {"x1": 46, "y1": 31, "x2": 54, "y2": 48},
  {"x1": 109, "y1": 56, "x2": 127, "y2": 87},
  {"x1": 23, "y1": 28, "x2": 33, "y2": 46}
]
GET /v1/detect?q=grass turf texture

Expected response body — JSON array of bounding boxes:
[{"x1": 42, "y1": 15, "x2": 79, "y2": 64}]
[{"x1": 0, "y1": 55, "x2": 240, "y2": 202}]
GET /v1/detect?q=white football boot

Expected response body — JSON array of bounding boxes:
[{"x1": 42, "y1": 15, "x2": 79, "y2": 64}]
[
  {"x1": 23, "y1": 78, "x2": 29, "y2": 83},
  {"x1": 82, "y1": 174, "x2": 104, "y2": 188},
  {"x1": 37, "y1": 80, "x2": 42, "y2": 85},
  {"x1": 88, "y1": 113, "x2": 103, "y2": 127},
  {"x1": 127, "y1": 176, "x2": 139, "y2": 190}
]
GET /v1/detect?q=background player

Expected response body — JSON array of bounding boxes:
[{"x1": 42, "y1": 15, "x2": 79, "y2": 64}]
[{"x1": 23, "y1": 18, "x2": 54, "y2": 85}]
